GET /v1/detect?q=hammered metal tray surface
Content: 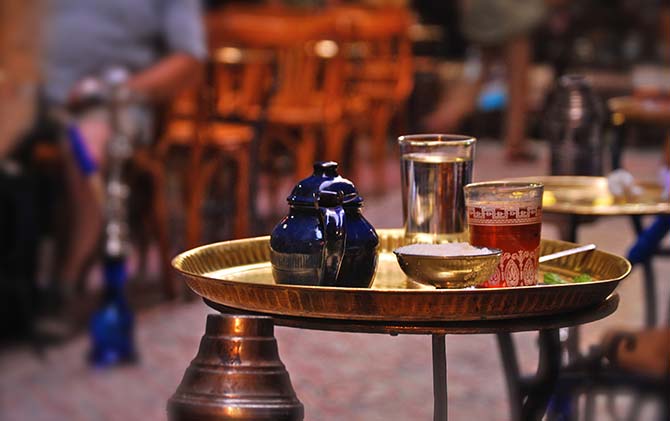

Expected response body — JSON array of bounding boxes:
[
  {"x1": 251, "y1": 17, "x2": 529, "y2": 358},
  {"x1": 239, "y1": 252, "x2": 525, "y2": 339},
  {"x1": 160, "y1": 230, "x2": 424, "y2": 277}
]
[
  {"x1": 173, "y1": 229, "x2": 631, "y2": 322},
  {"x1": 506, "y1": 176, "x2": 669, "y2": 216}
]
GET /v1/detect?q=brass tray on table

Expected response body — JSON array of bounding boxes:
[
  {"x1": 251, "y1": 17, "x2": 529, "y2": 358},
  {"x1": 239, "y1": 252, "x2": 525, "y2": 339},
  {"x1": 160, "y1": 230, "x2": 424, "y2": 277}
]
[
  {"x1": 173, "y1": 229, "x2": 631, "y2": 322},
  {"x1": 507, "y1": 176, "x2": 670, "y2": 216}
]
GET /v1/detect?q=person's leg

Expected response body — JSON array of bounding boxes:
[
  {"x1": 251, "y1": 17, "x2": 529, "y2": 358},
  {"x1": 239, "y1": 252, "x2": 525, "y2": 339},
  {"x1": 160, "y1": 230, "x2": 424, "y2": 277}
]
[
  {"x1": 422, "y1": 77, "x2": 482, "y2": 133},
  {"x1": 422, "y1": 48, "x2": 493, "y2": 133},
  {"x1": 57, "y1": 113, "x2": 109, "y2": 295},
  {"x1": 58, "y1": 149, "x2": 103, "y2": 294},
  {"x1": 503, "y1": 34, "x2": 533, "y2": 161},
  {"x1": 35, "y1": 143, "x2": 103, "y2": 338}
]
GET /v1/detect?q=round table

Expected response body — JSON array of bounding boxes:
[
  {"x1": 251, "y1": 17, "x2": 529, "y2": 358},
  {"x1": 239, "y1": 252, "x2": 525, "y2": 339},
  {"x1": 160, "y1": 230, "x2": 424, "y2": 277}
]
[
  {"x1": 506, "y1": 175, "x2": 670, "y2": 327},
  {"x1": 608, "y1": 96, "x2": 670, "y2": 169},
  {"x1": 171, "y1": 231, "x2": 630, "y2": 421},
  {"x1": 205, "y1": 297, "x2": 618, "y2": 421}
]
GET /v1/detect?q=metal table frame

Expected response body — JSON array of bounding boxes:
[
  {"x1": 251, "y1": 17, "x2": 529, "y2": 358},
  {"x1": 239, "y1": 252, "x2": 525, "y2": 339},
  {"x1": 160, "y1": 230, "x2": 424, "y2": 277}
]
[{"x1": 206, "y1": 295, "x2": 619, "y2": 421}]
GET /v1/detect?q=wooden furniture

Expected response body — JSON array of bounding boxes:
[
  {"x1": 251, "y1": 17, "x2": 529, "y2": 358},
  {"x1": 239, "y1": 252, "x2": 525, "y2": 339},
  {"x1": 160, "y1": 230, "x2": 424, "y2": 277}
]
[
  {"x1": 126, "y1": 147, "x2": 176, "y2": 298},
  {"x1": 211, "y1": 6, "x2": 347, "y2": 182},
  {"x1": 334, "y1": 5, "x2": 414, "y2": 190},
  {"x1": 157, "y1": 86, "x2": 255, "y2": 248},
  {"x1": 550, "y1": 329, "x2": 670, "y2": 420},
  {"x1": 0, "y1": 0, "x2": 39, "y2": 157}
]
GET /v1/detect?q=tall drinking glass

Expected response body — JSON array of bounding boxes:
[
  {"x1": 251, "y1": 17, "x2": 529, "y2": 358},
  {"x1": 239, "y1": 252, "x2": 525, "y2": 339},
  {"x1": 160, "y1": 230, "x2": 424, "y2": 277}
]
[
  {"x1": 399, "y1": 134, "x2": 475, "y2": 244},
  {"x1": 464, "y1": 181, "x2": 543, "y2": 287}
]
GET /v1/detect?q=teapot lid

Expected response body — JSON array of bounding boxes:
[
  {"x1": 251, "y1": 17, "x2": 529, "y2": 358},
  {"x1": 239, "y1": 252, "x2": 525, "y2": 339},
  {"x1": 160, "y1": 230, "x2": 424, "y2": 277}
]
[{"x1": 287, "y1": 161, "x2": 363, "y2": 207}]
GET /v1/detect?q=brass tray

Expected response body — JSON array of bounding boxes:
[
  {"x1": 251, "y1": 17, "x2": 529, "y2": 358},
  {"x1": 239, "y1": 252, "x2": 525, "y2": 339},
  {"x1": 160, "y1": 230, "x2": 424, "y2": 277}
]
[
  {"x1": 507, "y1": 176, "x2": 670, "y2": 216},
  {"x1": 608, "y1": 96, "x2": 670, "y2": 125},
  {"x1": 173, "y1": 229, "x2": 631, "y2": 322}
]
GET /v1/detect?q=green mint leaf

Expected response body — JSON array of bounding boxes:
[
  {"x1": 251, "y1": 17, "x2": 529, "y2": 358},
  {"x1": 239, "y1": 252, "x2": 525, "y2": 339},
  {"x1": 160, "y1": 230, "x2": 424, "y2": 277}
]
[
  {"x1": 572, "y1": 274, "x2": 593, "y2": 283},
  {"x1": 543, "y1": 272, "x2": 566, "y2": 285}
]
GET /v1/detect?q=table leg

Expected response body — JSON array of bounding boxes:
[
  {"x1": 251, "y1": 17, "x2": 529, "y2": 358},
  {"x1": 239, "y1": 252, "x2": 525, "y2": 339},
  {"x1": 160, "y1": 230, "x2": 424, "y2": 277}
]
[
  {"x1": 522, "y1": 329, "x2": 562, "y2": 421},
  {"x1": 432, "y1": 334, "x2": 448, "y2": 421},
  {"x1": 642, "y1": 259, "x2": 658, "y2": 327},
  {"x1": 611, "y1": 120, "x2": 626, "y2": 170},
  {"x1": 562, "y1": 215, "x2": 582, "y2": 363},
  {"x1": 566, "y1": 326, "x2": 581, "y2": 363},
  {"x1": 567, "y1": 214, "x2": 579, "y2": 243},
  {"x1": 497, "y1": 330, "x2": 562, "y2": 421},
  {"x1": 497, "y1": 333, "x2": 522, "y2": 421},
  {"x1": 630, "y1": 215, "x2": 659, "y2": 327}
]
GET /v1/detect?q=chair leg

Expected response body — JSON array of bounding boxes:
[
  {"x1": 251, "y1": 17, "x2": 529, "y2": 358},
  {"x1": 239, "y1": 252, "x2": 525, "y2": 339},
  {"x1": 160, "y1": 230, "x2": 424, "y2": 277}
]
[
  {"x1": 295, "y1": 127, "x2": 317, "y2": 181},
  {"x1": 323, "y1": 121, "x2": 348, "y2": 170},
  {"x1": 150, "y1": 166, "x2": 177, "y2": 299},
  {"x1": 134, "y1": 151, "x2": 178, "y2": 299},
  {"x1": 186, "y1": 154, "x2": 222, "y2": 248},
  {"x1": 370, "y1": 104, "x2": 393, "y2": 193},
  {"x1": 233, "y1": 146, "x2": 251, "y2": 239}
]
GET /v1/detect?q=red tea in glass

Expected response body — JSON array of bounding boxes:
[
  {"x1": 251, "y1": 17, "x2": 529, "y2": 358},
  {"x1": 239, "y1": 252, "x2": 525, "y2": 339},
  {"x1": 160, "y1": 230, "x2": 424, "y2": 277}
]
[{"x1": 465, "y1": 182, "x2": 543, "y2": 287}]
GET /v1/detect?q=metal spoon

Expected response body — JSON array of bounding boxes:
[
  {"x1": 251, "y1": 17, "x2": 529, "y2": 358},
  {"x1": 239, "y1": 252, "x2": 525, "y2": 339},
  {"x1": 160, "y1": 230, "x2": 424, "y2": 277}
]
[{"x1": 539, "y1": 243, "x2": 597, "y2": 263}]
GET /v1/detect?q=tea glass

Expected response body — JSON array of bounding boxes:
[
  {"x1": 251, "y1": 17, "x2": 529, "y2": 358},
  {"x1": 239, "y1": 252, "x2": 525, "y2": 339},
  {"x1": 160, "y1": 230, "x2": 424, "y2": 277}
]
[
  {"x1": 398, "y1": 134, "x2": 475, "y2": 244},
  {"x1": 464, "y1": 181, "x2": 543, "y2": 287}
]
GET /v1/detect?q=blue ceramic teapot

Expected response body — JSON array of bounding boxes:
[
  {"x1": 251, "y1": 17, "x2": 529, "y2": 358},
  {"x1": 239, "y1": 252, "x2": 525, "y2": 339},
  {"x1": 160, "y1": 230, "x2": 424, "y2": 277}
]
[{"x1": 270, "y1": 162, "x2": 379, "y2": 287}]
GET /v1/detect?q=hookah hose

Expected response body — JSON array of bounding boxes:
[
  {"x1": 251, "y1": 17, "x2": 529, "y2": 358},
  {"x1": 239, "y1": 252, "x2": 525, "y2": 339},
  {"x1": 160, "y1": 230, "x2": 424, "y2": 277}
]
[
  {"x1": 66, "y1": 123, "x2": 105, "y2": 205},
  {"x1": 66, "y1": 124, "x2": 98, "y2": 176}
]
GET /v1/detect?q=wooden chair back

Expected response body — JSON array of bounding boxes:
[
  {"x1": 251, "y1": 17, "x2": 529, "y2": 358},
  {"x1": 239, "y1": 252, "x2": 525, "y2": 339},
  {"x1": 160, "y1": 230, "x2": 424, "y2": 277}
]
[
  {"x1": 208, "y1": 5, "x2": 345, "y2": 117},
  {"x1": 333, "y1": 5, "x2": 414, "y2": 104}
]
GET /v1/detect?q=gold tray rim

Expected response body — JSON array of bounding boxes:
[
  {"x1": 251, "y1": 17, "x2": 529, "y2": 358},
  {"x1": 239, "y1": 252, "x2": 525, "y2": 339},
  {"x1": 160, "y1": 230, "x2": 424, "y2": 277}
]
[
  {"x1": 174, "y1": 238, "x2": 630, "y2": 294},
  {"x1": 504, "y1": 175, "x2": 670, "y2": 216},
  {"x1": 172, "y1": 229, "x2": 632, "y2": 322}
]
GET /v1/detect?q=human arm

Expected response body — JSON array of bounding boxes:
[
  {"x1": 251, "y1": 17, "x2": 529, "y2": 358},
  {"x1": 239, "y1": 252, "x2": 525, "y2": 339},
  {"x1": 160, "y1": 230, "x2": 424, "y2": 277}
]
[
  {"x1": 128, "y1": 0, "x2": 207, "y2": 104},
  {"x1": 126, "y1": 53, "x2": 202, "y2": 103}
]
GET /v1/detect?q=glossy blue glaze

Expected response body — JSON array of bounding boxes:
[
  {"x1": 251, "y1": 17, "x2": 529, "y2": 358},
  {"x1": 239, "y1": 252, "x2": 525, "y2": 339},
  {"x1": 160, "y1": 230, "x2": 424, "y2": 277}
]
[
  {"x1": 270, "y1": 162, "x2": 378, "y2": 287},
  {"x1": 89, "y1": 259, "x2": 137, "y2": 366}
]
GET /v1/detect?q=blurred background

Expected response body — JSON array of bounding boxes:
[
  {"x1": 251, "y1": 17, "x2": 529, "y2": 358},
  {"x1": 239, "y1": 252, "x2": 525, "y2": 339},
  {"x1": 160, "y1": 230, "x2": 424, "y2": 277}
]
[{"x1": 0, "y1": 0, "x2": 668, "y2": 419}]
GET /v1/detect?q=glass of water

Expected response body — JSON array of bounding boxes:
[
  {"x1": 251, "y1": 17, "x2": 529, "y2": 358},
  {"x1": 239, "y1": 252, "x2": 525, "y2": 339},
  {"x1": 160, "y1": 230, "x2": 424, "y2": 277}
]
[{"x1": 398, "y1": 134, "x2": 476, "y2": 244}]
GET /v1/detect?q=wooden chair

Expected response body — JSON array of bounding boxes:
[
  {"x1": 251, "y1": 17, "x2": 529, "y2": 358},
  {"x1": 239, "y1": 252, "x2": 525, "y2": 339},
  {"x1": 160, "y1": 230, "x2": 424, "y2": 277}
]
[
  {"x1": 157, "y1": 19, "x2": 273, "y2": 248},
  {"x1": 156, "y1": 85, "x2": 256, "y2": 249},
  {"x1": 333, "y1": 5, "x2": 414, "y2": 191},
  {"x1": 128, "y1": 146, "x2": 175, "y2": 297},
  {"x1": 211, "y1": 5, "x2": 348, "y2": 182},
  {"x1": 549, "y1": 329, "x2": 670, "y2": 420}
]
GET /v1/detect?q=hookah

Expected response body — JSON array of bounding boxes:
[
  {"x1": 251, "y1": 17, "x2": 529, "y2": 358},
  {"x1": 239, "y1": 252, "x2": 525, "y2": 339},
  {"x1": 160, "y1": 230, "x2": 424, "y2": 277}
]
[
  {"x1": 65, "y1": 68, "x2": 139, "y2": 366},
  {"x1": 89, "y1": 68, "x2": 138, "y2": 366}
]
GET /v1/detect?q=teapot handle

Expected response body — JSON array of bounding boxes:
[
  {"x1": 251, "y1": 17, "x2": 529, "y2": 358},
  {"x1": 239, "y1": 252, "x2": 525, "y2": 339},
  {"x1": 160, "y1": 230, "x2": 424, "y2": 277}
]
[{"x1": 316, "y1": 191, "x2": 346, "y2": 286}]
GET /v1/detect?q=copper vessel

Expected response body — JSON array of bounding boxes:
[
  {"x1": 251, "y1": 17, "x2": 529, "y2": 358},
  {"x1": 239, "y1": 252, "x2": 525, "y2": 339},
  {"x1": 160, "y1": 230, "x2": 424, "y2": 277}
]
[{"x1": 168, "y1": 314, "x2": 304, "y2": 420}]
